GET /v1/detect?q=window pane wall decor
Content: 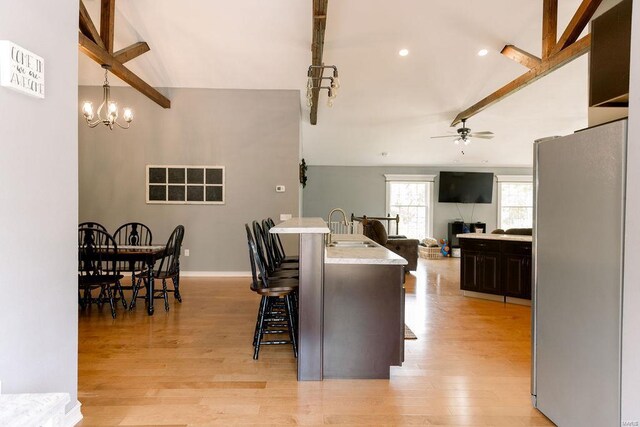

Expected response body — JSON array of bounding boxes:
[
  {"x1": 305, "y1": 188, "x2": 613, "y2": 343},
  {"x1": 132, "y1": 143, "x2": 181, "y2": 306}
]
[{"x1": 147, "y1": 165, "x2": 225, "y2": 204}]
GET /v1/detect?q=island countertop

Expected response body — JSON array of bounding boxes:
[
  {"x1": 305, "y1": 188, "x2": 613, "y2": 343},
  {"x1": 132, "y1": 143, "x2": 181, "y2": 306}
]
[
  {"x1": 325, "y1": 233, "x2": 408, "y2": 265},
  {"x1": 269, "y1": 217, "x2": 330, "y2": 234},
  {"x1": 457, "y1": 233, "x2": 532, "y2": 243}
]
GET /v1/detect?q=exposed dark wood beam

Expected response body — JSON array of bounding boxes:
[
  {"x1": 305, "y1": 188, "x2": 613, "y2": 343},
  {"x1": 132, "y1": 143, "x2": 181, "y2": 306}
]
[
  {"x1": 114, "y1": 42, "x2": 150, "y2": 64},
  {"x1": 501, "y1": 45, "x2": 542, "y2": 69},
  {"x1": 79, "y1": 0, "x2": 105, "y2": 49},
  {"x1": 553, "y1": 0, "x2": 603, "y2": 54},
  {"x1": 100, "y1": 0, "x2": 116, "y2": 53},
  {"x1": 79, "y1": 32, "x2": 170, "y2": 109},
  {"x1": 452, "y1": 34, "x2": 590, "y2": 126},
  {"x1": 542, "y1": 0, "x2": 558, "y2": 58},
  {"x1": 310, "y1": 0, "x2": 328, "y2": 125}
]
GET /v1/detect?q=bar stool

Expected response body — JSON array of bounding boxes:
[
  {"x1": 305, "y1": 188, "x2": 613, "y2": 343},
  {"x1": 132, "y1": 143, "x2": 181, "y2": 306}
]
[{"x1": 246, "y1": 224, "x2": 297, "y2": 359}]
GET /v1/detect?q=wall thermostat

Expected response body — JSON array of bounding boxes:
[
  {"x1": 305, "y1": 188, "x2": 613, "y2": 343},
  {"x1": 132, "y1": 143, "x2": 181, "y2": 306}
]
[{"x1": 275, "y1": 185, "x2": 285, "y2": 192}]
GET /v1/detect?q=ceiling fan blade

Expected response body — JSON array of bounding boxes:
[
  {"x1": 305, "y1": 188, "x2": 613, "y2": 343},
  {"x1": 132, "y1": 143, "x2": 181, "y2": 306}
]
[
  {"x1": 469, "y1": 134, "x2": 494, "y2": 139},
  {"x1": 430, "y1": 135, "x2": 457, "y2": 139},
  {"x1": 470, "y1": 131, "x2": 494, "y2": 135}
]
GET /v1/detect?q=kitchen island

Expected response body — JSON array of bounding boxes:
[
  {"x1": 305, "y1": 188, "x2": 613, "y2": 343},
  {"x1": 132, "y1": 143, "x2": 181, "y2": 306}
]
[
  {"x1": 458, "y1": 233, "x2": 533, "y2": 304},
  {"x1": 325, "y1": 234, "x2": 407, "y2": 379},
  {"x1": 270, "y1": 219, "x2": 407, "y2": 380}
]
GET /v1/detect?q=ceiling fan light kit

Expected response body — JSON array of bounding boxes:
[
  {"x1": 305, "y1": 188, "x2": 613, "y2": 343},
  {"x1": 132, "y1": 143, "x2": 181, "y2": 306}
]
[{"x1": 431, "y1": 118, "x2": 494, "y2": 146}]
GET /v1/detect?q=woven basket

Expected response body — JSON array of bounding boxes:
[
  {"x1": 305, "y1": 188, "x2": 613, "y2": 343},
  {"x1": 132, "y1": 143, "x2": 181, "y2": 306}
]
[{"x1": 418, "y1": 245, "x2": 442, "y2": 260}]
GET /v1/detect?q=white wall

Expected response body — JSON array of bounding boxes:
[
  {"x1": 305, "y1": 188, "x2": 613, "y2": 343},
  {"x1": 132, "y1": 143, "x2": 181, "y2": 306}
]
[
  {"x1": 0, "y1": 0, "x2": 78, "y2": 413},
  {"x1": 621, "y1": 0, "x2": 640, "y2": 422}
]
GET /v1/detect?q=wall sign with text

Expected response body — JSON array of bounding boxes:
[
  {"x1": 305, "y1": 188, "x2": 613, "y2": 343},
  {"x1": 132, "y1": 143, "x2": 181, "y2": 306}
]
[
  {"x1": 146, "y1": 165, "x2": 225, "y2": 205},
  {"x1": 0, "y1": 41, "x2": 45, "y2": 98}
]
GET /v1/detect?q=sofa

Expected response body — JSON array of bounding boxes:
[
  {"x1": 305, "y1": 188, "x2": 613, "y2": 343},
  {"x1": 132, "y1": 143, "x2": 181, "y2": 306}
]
[
  {"x1": 362, "y1": 219, "x2": 419, "y2": 271},
  {"x1": 491, "y1": 228, "x2": 533, "y2": 235}
]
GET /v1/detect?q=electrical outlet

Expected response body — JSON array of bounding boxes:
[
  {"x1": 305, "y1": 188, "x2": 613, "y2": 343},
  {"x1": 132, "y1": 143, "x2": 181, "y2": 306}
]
[
  {"x1": 184, "y1": 249, "x2": 190, "y2": 256},
  {"x1": 276, "y1": 185, "x2": 286, "y2": 192},
  {"x1": 280, "y1": 213, "x2": 292, "y2": 221}
]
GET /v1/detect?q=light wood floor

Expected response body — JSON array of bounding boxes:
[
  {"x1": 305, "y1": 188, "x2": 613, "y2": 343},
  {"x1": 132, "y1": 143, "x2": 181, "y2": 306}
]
[{"x1": 77, "y1": 258, "x2": 553, "y2": 426}]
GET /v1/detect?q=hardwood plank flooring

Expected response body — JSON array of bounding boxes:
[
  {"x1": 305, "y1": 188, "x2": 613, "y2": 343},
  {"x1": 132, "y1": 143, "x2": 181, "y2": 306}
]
[{"x1": 78, "y1": 258, "x2": 553, "y2": 426}]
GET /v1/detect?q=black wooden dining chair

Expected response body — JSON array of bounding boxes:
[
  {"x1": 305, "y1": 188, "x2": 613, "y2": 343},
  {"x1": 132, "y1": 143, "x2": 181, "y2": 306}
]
[
  {"x1": 79, "y1": 222, "x2": 108, "y2": 233},
  {"x1": 113, "y1": 222, "x2": 153, "y2": 290},
  {"x1": 130, "y1": 225, "x2": 185, "y2": 311},
  {"x1": 245, "y1": 224, "x2": 297, "y2": 359},
  {"x1": 78, "y1": 227, "x2": 125, "y2": 318}
]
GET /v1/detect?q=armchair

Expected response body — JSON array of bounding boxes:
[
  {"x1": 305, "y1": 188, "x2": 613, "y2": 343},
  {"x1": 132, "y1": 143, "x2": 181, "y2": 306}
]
[{"x1": 362, "y1": 219, "x2": 418, "y2": 271}]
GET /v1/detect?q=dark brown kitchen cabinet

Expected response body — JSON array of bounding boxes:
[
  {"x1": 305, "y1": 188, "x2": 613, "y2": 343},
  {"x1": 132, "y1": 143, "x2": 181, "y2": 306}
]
[
  {"x1": 460, "y1": 238, "x2": 532, "y2": 300},
  {"x1": 460, "y1": 250, "x2": 500, "y2": 295},
  {"x1": 503, "y1": 253, "x2": 532, "y2": 299}
]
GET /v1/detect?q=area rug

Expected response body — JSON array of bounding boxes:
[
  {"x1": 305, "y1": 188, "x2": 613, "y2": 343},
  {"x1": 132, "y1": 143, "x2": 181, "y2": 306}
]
[{"x1": 404, "y1": 324, "x2": 417, "y2": 340}]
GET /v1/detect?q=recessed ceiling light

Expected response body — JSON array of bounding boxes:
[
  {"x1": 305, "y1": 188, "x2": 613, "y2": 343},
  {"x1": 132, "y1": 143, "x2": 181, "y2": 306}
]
[
  {"x1": 477, "y1": 49, "x2": 489, "y2": 57},
  {"x1": 398, "y1": 49, "x2": 409, "y2": 57}
]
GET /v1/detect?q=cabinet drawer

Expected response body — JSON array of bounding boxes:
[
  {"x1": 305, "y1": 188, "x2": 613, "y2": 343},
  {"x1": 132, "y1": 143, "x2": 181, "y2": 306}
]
[
  {"x1": 502, "y1": 241, "x2": 532, "y2": 255},
  {"x1": 460, "y1": 239, "x2": 501, "y2": 252}
]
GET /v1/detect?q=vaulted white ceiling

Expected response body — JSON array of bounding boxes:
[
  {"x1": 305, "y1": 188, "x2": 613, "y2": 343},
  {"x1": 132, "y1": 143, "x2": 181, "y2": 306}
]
[{"x1": 79, "y1": 0, "x2": 618, "y2": 167}]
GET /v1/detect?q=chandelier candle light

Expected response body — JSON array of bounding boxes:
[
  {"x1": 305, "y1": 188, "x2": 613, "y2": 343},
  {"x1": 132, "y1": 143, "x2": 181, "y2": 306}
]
[
  {"x1": 306, "y1": 64, "x2": 340, "y2": 107},
  {"x1": 82, "y1": 66, "x2": 133, "y2": 130}
]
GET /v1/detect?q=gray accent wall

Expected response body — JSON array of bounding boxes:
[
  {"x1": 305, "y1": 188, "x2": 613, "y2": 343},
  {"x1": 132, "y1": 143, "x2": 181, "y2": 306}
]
[
  {"x1": 303, "y1": 165, "x2": 532, "y2": 240},
  {"x1": 79, "y1": 87, "x2": 300, "y2": 272},
  {"x1": 0, "y1": 0, "x2": 79, "y2": 411}
]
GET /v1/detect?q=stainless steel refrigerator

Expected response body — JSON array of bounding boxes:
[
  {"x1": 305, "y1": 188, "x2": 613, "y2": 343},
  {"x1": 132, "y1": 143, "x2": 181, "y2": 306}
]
[{"x1": 532, "y1": 118, "x2": 627, "y2": 426}]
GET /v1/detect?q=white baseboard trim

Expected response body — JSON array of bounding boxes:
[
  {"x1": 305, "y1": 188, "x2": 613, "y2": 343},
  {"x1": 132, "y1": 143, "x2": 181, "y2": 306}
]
[
  {"x1": 65, "y1": 400, "x2": 82, "y2": 427},
  {"x1": 180, "y1": 271, "x2": 251, "y2": 277}
]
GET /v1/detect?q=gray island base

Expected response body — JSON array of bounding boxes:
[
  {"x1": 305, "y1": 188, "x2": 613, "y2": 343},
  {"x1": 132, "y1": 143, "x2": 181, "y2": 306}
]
[{"x1": 270, "y1": 220, "x2": 407, "y2": 380}]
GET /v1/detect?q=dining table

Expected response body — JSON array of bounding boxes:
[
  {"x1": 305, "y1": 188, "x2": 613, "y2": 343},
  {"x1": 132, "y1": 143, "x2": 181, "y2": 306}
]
[{"x1": 114, "y1": 245, "x2": 166, "y2": 315}]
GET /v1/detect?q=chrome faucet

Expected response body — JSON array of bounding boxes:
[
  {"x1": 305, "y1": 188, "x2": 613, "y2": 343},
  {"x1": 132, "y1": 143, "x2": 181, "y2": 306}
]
[{"x1": 327, "y1": 208, "x2": 349, "y2": 244}]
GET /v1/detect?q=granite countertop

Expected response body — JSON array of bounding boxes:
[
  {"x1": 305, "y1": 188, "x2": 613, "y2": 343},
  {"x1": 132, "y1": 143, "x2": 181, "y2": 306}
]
[
  {"x1": 457, "y1": 233, "x2": 532, "y2": 242},
  {"x1": 325, "y1": 233, "x2": 408, "y2": 265},
  {"x1": 270, "y1": 217, "x2": 330, "y2": 234}
]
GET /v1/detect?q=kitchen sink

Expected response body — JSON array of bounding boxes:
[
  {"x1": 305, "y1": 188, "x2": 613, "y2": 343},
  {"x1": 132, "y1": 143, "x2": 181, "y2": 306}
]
[{"x1": 328, "y1": 241, "x2": 377, "y2": 248}]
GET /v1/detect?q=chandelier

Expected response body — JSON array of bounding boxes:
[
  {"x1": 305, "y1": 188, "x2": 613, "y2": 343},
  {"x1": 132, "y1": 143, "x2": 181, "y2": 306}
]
[
  {"x1": 306, "y1": 65, "x2": 340, "y2": 107},
  {"x1": 81, "y1": 66, "x2": 133, "y2": 130}
]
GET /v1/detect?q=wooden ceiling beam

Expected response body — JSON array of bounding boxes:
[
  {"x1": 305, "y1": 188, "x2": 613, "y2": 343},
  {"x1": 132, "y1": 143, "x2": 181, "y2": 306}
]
[
  {"x1": 501, "y1": 45, "x2": 542, "y2": 69},
  {"x1": 114, "y1": 42, "x2": 150, "y2": 64},
  {"x1": 310, "y1": 0, "x2": 328, "y2": 125},
  {"x1": 79, "y1": 32, "x2": 170, "y2": 108},
  {"x1": 542, "y1": 0, "x2": 558, "y2": 59},
  {"x1": 79, "y1": 0, "x2": 105, "y2": 49},
  {"x1": 100, "y1": 0, "x2": 116, "y2": 53},
  {"x1": 451, "y1": 34, "x2": 590, "y2": 126},
  {"x1": 553, "y1": 0, "x2": 603, "y2": 54}
]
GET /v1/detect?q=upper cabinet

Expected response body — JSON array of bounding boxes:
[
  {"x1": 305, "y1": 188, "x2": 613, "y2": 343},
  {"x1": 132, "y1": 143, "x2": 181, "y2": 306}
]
[{"x1": 589, "y1": 0, "x2": 632, "y2": 108}]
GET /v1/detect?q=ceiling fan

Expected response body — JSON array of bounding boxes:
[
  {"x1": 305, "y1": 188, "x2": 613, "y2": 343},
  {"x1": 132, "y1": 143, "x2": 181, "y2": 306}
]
[{"x1": 431, "y1": 119, "x2": 494, "y2": 146}]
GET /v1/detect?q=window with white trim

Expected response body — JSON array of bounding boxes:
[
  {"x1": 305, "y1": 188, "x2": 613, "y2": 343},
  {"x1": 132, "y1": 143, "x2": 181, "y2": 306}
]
[
  {"x1": 385, "y1": 174, "x2": 435, "y2": 239},
  {"x1": 497, "y1": 175, "x2": 533, "y2": 230}
]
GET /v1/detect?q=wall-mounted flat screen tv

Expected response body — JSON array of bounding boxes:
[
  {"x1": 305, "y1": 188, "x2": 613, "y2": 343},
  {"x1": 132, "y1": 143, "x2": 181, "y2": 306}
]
[{"x1": 438, "y1": 172, "x2": 494, "y2": 203}]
